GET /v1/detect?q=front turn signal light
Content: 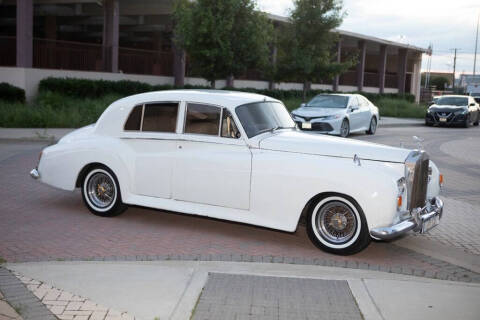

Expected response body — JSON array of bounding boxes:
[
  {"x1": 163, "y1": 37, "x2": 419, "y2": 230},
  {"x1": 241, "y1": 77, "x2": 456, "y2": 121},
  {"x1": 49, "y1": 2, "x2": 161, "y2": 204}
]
[
  {"x1": 439, "y1": 174, "x2": 444, "y2": 187},
  {"x1": 397, "y1": 195, "x2": 403, "y2": 209}
]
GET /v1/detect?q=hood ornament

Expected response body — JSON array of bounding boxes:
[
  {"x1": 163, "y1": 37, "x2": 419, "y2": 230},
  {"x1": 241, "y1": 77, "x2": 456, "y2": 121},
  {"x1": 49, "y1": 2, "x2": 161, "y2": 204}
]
[{"x1": 413, "y1": 136, "x2": 424, "y2": 150}]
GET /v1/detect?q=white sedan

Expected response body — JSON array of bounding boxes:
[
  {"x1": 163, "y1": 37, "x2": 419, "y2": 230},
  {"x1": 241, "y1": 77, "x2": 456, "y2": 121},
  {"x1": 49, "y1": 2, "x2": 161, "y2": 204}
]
[
  {"x1": 30, "y1": 90, "x2": 443, "y2": 255},
  {"x1": 291, "y1": 94, "x2": 380, "y2": 137}
]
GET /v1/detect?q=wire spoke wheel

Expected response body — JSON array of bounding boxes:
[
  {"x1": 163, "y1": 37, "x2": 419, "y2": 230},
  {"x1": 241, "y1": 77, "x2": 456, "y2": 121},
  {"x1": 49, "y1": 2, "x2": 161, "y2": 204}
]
[
  {"x1": 87, "y1": 172, "x2": 116, "y2": 209},
  {"x1": 316, "y1": 201, "x2": 357, "y2": 244}
]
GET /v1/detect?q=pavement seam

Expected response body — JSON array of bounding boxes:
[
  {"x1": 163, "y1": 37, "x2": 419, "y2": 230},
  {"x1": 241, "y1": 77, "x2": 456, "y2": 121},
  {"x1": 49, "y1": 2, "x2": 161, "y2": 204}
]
[{"x1": 361, "y1": 278, "x2": 385, "y2": 320}]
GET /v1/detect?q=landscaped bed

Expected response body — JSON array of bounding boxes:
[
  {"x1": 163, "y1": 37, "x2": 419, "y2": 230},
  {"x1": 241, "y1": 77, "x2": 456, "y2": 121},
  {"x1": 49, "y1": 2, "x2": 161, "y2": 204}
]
[{"x1": 0, "y1": 78, "x2": 427, "y2": 128}]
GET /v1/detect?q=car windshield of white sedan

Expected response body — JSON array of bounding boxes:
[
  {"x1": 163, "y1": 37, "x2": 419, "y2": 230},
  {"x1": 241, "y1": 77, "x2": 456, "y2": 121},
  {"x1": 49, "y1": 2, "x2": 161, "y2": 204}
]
[
  {"x1": 306, "y1": 95, "x2": 348, "y2": 108},
  {"x1": 236, "y1": 102, "x2": 295, "y2": 138},
  {"x1": 436, "y1": 97, "x2": 468, "y2": 106}
]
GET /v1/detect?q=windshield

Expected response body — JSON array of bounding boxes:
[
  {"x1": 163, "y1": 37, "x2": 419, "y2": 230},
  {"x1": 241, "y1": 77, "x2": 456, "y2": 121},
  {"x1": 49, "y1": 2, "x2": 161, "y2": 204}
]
[
  {"x1": 235, "y1": 101, "x2": 295, "y2": 138},
  {"x1": 305, "y1": 95, "x2": 349, "y2": 108},
  {"x1": 436, "y1": 97, "x2": 468, "y2": 106}
]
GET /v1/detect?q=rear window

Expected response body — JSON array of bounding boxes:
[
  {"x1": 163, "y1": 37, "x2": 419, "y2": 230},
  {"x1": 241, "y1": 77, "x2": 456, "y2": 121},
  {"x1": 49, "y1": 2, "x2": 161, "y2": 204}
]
[
  {"x1": 142, "y1": 103, "x2": 178, "y2": 132},
  {"x1": 124, "y1": 105, "x2": 142, "y2": 130}
]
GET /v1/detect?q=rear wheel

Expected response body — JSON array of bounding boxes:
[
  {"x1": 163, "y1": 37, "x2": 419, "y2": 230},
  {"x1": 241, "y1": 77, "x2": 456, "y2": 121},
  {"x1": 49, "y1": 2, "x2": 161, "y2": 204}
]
[
  {"x1": 81, "y1": 166, "x2": 127, "y2": 217},
  {"x1": 474, "y1": 112, "x2": 479, "y2": 126},
  {"x1": 366, "y1": 117, "x2": 377, "y2": 135},
  {"x1": 340, "y1": 119, "x2": 350, "y2": 138},
  {"x1": 306, "y1": 194, "x2": 371, "y2": 255}
]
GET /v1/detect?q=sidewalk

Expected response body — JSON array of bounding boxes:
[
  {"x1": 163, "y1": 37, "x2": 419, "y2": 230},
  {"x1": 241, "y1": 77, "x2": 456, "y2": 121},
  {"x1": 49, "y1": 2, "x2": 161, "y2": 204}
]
[
  {"x1": 0, "y1": 118, "x2": 424, "y2": 142},
  {"x1": 3, "y1": 260, "x2": 480, "y2": 320},
  {"x1": 379, "y1": 116, "x2": 424, "y2": 127}
]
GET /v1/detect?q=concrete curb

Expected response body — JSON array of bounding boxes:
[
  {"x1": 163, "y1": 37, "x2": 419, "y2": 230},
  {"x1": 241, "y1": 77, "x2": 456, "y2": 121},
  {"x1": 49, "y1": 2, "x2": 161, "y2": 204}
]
[{"x1": 0, "y1": 267, "x2": 56, "y2": 320}]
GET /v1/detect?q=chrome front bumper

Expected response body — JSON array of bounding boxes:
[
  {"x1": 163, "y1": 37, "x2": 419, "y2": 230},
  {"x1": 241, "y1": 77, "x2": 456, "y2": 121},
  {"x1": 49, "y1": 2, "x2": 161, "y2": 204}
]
[
  {"x1": 370, "y1": 197, "x2": 443, "y2": 240},
  {"x1": 30, "y1": 168, "x2": 40, "y2": 180}
]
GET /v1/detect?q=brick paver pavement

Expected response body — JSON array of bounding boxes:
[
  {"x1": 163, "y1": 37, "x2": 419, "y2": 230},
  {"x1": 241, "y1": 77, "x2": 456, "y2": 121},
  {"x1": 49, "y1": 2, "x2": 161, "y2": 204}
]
[
  {"x1": 12, "y1": 271, "x2": 135, "y2": 320},
  {"x1": 0, "y1": 131, "x2": 479, "y2": 282},
  {"x1": 192, "y1": 273, "x2": 362, "y2": 320}
]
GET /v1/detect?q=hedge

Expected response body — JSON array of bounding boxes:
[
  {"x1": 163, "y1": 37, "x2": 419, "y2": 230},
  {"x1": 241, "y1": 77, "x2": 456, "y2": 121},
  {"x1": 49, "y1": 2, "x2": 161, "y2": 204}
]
[
  {"x1": 38, "y1": 77, "x2": 415, "y2": 102},
  {"x1": 0, "y1": 83, "x2": 26, "y2": 103}
]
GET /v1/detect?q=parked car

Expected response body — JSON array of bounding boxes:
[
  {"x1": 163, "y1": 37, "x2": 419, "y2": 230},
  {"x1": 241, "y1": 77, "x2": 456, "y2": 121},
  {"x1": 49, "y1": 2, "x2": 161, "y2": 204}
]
[
  {"x1": 30, "y1": 90, "x2": 444, "y2": 255},
  {"x1": 425, "y1": 95, "x2": 480, "y2": 127},
  {"x1": 290, "y1": 94, "x2": 380, "y2": 137},
  {"x1": 470, "y1": 92, "x2": 480, "y2": 104}
]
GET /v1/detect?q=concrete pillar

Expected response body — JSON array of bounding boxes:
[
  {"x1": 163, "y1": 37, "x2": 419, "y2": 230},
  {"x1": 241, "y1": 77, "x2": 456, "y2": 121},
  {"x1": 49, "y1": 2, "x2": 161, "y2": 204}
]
[
  {"x1": 16, "y1": 0, "x2": 33, "y2": 68},
  {"x1": 378, "y1": 45, "x2": 387, "y2": 94},
  {"x1": 332, "y1": 39, "x2": 342, "y2": 92},
  {"x1": 356, "y1": 40, "x2": 366, "y2": 91},
  {"x1": 173, "y1": 41, "x2": 185, "y2": 87},
  {"x1": 397, "y1": 48, "x2": 408, "y2": 94},
  {"x1": 102, "y1": 0, "x2": 119, "y2": 73}
]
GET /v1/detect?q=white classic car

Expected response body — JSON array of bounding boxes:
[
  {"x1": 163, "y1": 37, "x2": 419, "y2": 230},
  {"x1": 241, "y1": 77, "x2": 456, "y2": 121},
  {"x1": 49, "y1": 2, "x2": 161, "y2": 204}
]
[
  {"x1": 291, "y1": 94, "x2": 380, "y2": 137},
  {"x1": 30, "y1": 90, "x2": 444, "y2": 254}
]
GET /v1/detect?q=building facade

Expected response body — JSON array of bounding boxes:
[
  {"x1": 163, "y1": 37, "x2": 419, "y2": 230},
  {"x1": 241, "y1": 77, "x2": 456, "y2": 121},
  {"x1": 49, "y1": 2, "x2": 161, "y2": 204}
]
[{"x1": 0, "y1": 0, "x2": 426, "y2": 101}]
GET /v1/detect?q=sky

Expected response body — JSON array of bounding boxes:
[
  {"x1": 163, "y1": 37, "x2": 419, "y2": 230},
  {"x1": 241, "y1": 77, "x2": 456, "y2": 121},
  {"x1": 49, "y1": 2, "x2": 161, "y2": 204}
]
[{"x1": 257, "y1": 0, "x2": 480, "y2": 77}]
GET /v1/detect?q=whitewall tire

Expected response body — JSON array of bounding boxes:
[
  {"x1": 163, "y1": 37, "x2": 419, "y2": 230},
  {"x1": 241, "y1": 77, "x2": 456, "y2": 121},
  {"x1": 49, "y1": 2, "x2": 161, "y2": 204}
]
[
  {"x1": 306, "y1": 194, "x2": 371, "y2": 255},
  {"x1": 81, "y1": 166, "x2": 127, "y2": 217}
]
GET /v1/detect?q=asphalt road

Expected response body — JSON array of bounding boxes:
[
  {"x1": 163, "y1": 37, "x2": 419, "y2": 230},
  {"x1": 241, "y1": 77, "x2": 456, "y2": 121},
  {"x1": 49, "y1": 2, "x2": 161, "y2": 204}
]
[{"x1": 353, "y1": 124, "x2": 480, "y2": 207}]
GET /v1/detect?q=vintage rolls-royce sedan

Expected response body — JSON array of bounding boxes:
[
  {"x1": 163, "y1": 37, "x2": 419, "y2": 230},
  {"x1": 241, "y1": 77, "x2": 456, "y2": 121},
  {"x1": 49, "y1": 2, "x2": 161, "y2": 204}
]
[{"x1": 30, "y1": 90, "x2": 444, "y2": 254}]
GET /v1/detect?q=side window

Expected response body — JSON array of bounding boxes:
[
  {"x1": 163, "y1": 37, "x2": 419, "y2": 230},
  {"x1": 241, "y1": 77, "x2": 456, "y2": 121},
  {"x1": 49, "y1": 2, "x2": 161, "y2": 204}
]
[
  {"x1": 221, "y1": 109, "x2": 240, "y2": 138},
  {"x1": 124, "y1": 105, "x2": 143, "y2": 131},
  {"x1": 349, "y1": 96, "x2": 359, "y2": 107},
  {"x1": 185, "y1": 103, "x2": 221, "y2": 135},
  {"x1": 360, "y1": 96, "x2": 370, "y2": 106},
  {"x1": 142, "y1": 103, "x2": 178, "y2": 132}
]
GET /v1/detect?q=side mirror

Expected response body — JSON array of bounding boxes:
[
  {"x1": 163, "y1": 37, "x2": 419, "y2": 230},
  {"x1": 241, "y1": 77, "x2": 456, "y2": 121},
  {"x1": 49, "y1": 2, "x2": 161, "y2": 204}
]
[
  {"x1": 300, "y1": 103, "x2": 306, "y2": 108},
  {"x1": 349, "y1": 105, "x2": 358, "y2": 112},
  {"x1": 469, "y1": 102, "x2": 476, "y2": 106},
  {"x1": 428, "y1": 101, "x2": 435, "y2": 106}
]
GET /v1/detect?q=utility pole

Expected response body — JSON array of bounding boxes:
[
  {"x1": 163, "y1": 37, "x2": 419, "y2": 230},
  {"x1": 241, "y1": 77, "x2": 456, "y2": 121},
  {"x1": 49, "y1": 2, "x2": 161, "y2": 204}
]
[{"x1": 451, "y1": 48, "x2": 460, "y2": 90}]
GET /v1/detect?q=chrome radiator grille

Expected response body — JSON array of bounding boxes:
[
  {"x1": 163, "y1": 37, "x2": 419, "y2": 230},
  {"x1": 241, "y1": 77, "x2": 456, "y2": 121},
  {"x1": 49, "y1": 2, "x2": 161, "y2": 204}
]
[{"x1": 406, "y1": 151, "x2": 430, "y2": 210}]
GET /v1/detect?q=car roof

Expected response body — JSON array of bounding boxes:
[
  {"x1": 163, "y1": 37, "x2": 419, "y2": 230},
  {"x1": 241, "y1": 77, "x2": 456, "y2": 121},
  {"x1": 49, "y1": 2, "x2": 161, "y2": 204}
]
[
  {"x1": 109, "y1": 89, "x2": 279, "y2": 109},
  {"x1": 94, "y1": 89, "x2": 280, "y2": 136},
  {"x1": 437, "y1": 95, "x2": 470, "y2": 98}
]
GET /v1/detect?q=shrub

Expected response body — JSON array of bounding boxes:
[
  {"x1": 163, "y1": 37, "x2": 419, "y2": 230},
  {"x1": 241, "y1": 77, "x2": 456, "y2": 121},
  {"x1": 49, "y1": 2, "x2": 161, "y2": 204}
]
[
  {"x1": 0, "y1": 82, "x2": 26, "y2": 103},
  {"x1": 38, "y1": 77, "x2": 415, "y2": 102}
]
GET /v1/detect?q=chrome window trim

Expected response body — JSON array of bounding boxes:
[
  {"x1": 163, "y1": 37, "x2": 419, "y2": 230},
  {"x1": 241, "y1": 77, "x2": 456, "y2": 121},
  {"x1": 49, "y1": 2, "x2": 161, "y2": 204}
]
[
  {"x1": 183, "y1": 101, "x2": 223, "y2": 137},
  {"x1": 122, "y1": 101, "x2": 180, "y2": 133}
]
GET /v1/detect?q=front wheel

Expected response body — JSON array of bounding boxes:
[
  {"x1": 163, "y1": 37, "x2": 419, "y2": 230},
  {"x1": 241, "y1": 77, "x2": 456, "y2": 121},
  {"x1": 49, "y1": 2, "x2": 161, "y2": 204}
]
[
  {"x1": 463, "y1": 114, "x2": 470, "y2": 128},
  {"x1": 306, "y1": 194, "x2": 371, "y2": 255},
  {"x1": 366, "y1": 117, "x2": 377, "y2": 135},
  {"x1": 81, "y1": 166, "x2": 128, "y2": 217},
  {"x1": 340, "y1": 119, "x2": 350, "y2": 138}
]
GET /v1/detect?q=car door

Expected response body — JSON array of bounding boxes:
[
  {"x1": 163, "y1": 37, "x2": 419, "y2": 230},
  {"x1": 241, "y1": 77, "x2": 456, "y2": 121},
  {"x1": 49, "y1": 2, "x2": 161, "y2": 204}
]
[
  {"x1": 347, "y1": 96, "x2": 362, "y2": 131},
  {"x1": 122, "y1": 102, "x2": 180, "y2": 199},
  {"x1": 357, "y1": 95, "x2": 374, "y2": 128},
  {"x1": 172, "y1": 102, "x2": 252, "y2": 210}
]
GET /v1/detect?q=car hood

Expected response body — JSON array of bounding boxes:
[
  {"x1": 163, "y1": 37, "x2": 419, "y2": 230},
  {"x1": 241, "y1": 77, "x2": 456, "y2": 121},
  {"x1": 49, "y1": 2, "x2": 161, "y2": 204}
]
[
  {"x1": 259, "y1": 131, "x2": 410, "y2": 163},
  {"x1": 291, "y1": 107, "x2": 345, "y2": 118},
  {"x1": 429, "y1": 105, "x2": 466, "y2": 112}
]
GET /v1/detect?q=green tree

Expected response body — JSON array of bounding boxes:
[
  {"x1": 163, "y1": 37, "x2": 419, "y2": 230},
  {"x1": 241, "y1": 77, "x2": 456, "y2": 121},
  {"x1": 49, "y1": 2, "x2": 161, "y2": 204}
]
[
  {"x1": 173, "y1": 0, "x2": 273, "y2": 88},
  {"x1": 430, "y1": 76, "x2": 451, "y2": 90},
  {"x1": 277, "y1": 0, "x2": 355, "y2": 100}
]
